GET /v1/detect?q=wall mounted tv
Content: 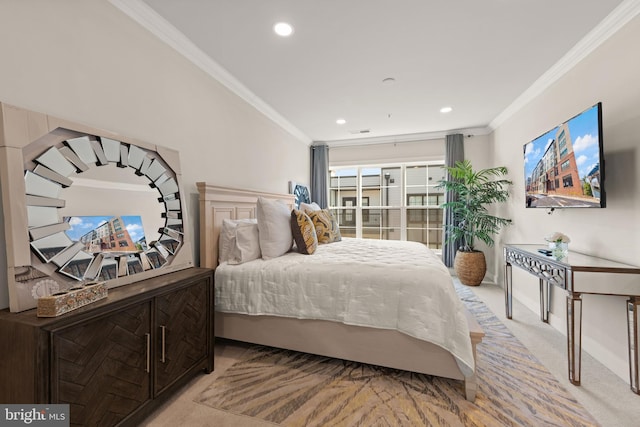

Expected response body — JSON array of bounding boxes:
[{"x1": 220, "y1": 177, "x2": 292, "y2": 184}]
[{"x1": 523, "y1": 102, "x2": 605, "y2": 209}]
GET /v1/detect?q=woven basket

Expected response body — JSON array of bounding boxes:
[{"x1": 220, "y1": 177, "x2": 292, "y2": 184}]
[{"x1": 454, "y1": 250, "x2": 486, "y2": 286}]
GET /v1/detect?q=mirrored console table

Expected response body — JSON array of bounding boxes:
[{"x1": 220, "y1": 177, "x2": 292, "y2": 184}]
[{"x1": 503, "y1": 244, "x2": 640, "y2": 394}]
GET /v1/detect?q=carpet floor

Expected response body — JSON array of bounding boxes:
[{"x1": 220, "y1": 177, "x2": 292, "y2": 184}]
[{"x1": 194, "y1": 285, "x2": 599, "y2": 426}]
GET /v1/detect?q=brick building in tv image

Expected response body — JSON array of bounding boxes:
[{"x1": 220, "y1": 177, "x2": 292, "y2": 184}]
[
  {"x1": 526, "y1": 123, "x2": 582, "y2": 199},
  {"x1": 78, "y1": 216, "x2": 139, "y2": 253}
]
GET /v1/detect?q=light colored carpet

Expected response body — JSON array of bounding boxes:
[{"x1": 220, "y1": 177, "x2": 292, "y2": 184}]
[
  {"x1": 193, "y1": 285, "x2": 598, "y2": 426},
  {"x1": 470, "y1": 282, "x2": 640, "y2": 427}
]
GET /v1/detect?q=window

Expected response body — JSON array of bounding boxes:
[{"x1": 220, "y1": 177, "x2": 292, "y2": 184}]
[
  {"x1": 329, "y1": 168, "x2": 357, "y2": 237},
  {"x1": 329, "y1": 163, "x2": 445, "y2": 250},
  {"x1": 561, "y1": 160, "x2": 570, "y2": 171},
  {"x1": 563, "y1": 175, "x2": 574, "y2": 188},
  {"x1": 361, "y1": 197, "x2": 370, "y2": 223},
  {"x1": 408, "y1": 195, "x2": 424, "y2": 206}
]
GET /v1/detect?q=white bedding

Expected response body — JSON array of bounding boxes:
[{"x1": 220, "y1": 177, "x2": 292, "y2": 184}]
[{"x1": 214, "y1": 237, "x2": 474, "y2": 377}]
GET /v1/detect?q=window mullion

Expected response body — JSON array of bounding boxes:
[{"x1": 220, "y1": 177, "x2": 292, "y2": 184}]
[
  {"x1": 356, "y1": 167, "x2": 362, "y2": 238},
  {"x1": 400, "y1": 164, "x2": 407, "y2": 241}
]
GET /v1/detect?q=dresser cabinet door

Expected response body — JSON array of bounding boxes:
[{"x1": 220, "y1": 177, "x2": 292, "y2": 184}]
[
  {"x1": 154, "y1": 279, "x2": 209, "y2": 395},
  {"x1": 52, "y1": 302, "x2": 152, "y2": 427}
]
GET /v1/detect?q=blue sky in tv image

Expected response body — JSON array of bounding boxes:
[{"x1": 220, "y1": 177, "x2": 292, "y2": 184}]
[
  {"x1": 524, "y1": 104, "x2": 601, "y2": 181},
  {"x1": 64, "y1": 215, "x2": 147, "y2": 249},
  {"x1": 523, "y1": 103, "x2": 604, "y2": 209}
]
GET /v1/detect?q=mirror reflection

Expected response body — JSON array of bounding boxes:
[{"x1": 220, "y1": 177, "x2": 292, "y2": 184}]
[
  {"x1": 27, "y1": 206, "x2": 60, "y2": 228},
  {"x1": 24, "y1": 133, "x2": 183, "y2": 283},
  {"x1": 97, "y1": 258, "x2": 118, "y2": 281},
  {"x1": 31, "y1": 232, "x2": 73, "y2": 262},
  {"x1": 25, "y1": 171, "x2": 62, "y2": 199},
  {"x1": 35, "y1": 147, "x2": 76, "y2": 177},
  {"x1": 59, "y1": 251, "x2": 94, "y2": 281}
]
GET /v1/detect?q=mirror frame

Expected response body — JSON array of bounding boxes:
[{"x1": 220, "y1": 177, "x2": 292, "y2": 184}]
[{"x1": 0, "y1": 103, "x2": 193, "y2": 312}]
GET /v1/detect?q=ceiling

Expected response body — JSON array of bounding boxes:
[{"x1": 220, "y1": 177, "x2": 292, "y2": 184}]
[{"x1": 116, "y1": 0, "x2": 630, "y2": 145}]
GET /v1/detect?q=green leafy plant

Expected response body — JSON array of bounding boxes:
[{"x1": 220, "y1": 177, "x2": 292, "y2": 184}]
[{"x1": 438, "y1": 160, "x2": 513, "y2": 252}]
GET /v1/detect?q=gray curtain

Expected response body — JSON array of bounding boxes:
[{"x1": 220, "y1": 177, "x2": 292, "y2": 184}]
[
  {"x1": 310, "y1": 143, "x2": 329, "y2": 208},
  {"x1": 443, "y1": 134, "x2": 464, "y2": 267}
]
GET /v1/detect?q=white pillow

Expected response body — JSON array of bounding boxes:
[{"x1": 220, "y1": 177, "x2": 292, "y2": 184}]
[
  {"x1": 219, "y1": 218, "x2": 257, "y2": 264},
  {"x1": 256, "y1": 197, "x2": 293, "y2": 259},
  {"x1": 228, "y1": 221, "x2": 261, "y2": 264},
  {"x1": 300, "y1": 201, "x2": 321, "y2": 213}
]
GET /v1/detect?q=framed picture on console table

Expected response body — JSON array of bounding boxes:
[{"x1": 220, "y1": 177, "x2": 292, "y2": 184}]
[{"x1": 0, "y1": 102, "x2": 194, "y2": 312}]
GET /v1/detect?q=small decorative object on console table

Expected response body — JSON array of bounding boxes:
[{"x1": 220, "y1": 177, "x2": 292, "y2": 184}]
[
  {"x1": 37, "y1": 281, "x2": 108, "y2": 317},
  {"x1": 545, "y1": 231, "x2": 570, "y2": 258}
]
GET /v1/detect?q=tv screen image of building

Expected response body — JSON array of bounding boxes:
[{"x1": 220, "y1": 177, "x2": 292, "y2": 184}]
[
  {"x1": 64, "y1": 215, "x2": 148, "y2": 253},
  {"x1": 523, "y1": 103, "x2": 605, "y2": 208}
]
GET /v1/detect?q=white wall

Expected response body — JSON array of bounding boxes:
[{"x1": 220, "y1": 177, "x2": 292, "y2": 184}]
[
  {"x1": 0, "y1": 0, "x2": 309, "y2": 309},
  {"x1": 330, "y1": 138, "x2": 448, "y2": 165},
  {"x1": 330, "y1": 135, "x2": 490, "y2": 168},
  {"x1": 492, "y1": 15, "x2": 640, "y2": 381}
]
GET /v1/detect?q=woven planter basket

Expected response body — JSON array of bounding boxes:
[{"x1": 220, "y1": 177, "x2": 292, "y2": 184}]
[{"x1": 454, "y1": 250, "x2": 486, "y2": 286}]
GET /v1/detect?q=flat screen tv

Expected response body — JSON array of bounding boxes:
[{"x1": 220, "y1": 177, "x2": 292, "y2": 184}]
[{"x1": 523, "y1": 102, "x2": 605, "y2": 209}]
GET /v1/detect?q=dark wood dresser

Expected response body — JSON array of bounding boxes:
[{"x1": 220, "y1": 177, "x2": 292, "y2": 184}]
[{"x1": 0, "y1": 267, "x2": 214, "y2": 426}]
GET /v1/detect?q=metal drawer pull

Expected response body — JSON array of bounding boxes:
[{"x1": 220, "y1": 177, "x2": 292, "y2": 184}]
[
  {"x1": 161, "y1": 325, "x2": 166, "y2": 363},
  {"x1": 145, "y1": 333, "x2": 150, "y2": 373}
]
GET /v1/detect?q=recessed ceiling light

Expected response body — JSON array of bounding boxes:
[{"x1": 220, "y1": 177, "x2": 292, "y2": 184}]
[
  {"x1": 274, "y1": 22, "x2": 294, "y2": 37},
  {"x1": 440, "y1": 106, "x2": 453, "y2": 113},
  {"x1": 382, "y1": 77, "x2": 396, "y2": 84},
  {"x1": 336, "y1": 118, "x2": 346, "y2": 125}
]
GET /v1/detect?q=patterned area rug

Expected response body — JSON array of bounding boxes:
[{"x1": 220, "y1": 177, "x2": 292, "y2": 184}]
[{"x1": 195, "y1": 285, "x2": 599, "y2": 426}]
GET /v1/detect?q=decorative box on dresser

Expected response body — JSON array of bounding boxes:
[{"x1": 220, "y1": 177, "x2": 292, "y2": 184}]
[{"x1": 0, "y1": 267, "x2": 214, "y2": 427}]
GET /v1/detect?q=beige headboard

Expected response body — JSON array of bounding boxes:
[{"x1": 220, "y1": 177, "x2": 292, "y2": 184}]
[{"x1": 196, "y1": 183, "x2": 297, "y2": 270}]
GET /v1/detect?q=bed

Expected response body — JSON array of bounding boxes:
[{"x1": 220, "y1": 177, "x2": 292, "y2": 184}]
[{"x1": 197, "y1": 183, "x2": 484, "y2": 400}]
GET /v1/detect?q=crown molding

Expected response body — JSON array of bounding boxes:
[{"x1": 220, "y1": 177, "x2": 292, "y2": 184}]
[
  {"x1": 489, "y1": 0, "x2": 640, "y2": 130},
  {"x1": 108, "y1": 0, "x2": 312, "y2": 146},
  {"x1": 322, "y1": 126, "x2": 491, "y2": 148},
  {"x1": 110, "y1": 0, "x2": 639, "y2": 148}
]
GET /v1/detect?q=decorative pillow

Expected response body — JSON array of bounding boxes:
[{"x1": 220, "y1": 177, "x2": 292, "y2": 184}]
[
  {"x1": 290, "y1": 209, "x2": 318, "y2": 255},
  {"x1": 256, "y1": 197, "x2": 293, "y2": 259},
  {"x1": 308, "y1": 209, "x2": 342, "y2": 244},
  {"x1": 219, "y1": 218, "x2": 257, "y2": 264},
  {"x1": 300, "y1": 201, "x2": 321, "y2": 213},
  {"x1": 228, "y1": 221, "x2": 261, "y2": 264}
]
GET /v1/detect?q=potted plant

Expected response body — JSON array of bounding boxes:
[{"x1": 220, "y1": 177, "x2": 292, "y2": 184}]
[{"x1": 438, "y1": 160, "x2": 513, "y2": 286}]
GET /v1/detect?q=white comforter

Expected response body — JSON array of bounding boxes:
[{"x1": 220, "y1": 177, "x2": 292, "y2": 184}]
[{"x1": 214, "y1": 238, "x2": 474, "y2": 376}]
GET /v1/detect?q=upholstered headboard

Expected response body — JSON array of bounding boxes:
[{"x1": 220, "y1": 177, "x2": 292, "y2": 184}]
[{"x1": 196, "y1": 183, "x2": 296, "y2": 270}]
